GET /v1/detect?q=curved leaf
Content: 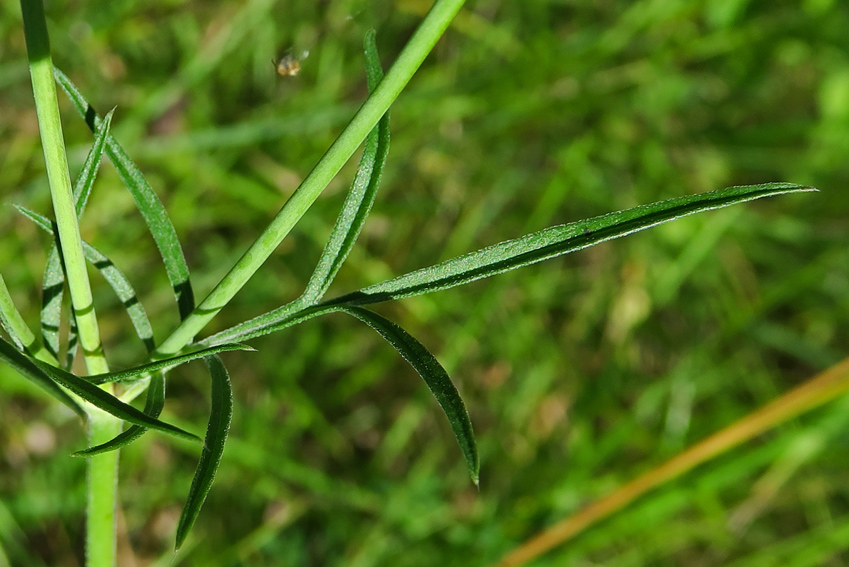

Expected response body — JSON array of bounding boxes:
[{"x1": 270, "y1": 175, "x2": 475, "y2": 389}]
[
  {"x1": 199, "y1": 303, "x2": 341, "y2": 347},
  {"x1": 331, "y1": 183, "x2": 815, "y2": 305},
  {"x1": 175, "y1": 354, "x2": 234, "y2": 549},
  {"x1": 72, "y1": 373, "x2": 165, "y2": 457},
  {"x1": 338, "y1": 305, "x2": 479, "y2": 484},
  {"x1": 32, "y1": 359, "x2": 200, "y2": 443},
  {"x1": 86, "y1": 343, "x2": 253, "y2": 385},
  {"x1": 54, "y1": 67, "x2": 196, "y2": 320},
  {"x1": 301, "y1": 29, "x2": 390, "y2": 304},
  {"x1": 17, "y1": 205, "x2": 157, "y2": 353},
  {"x1": 0, "y1": 336, "x2": 85, "y2": 418}
]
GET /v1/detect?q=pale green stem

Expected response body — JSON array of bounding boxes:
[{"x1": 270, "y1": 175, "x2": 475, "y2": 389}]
[
  {"x1": 20, "y1": 1, "x2": 119, "y2": 566},
  {"x1": 155, "y1": 0, "x2": 467, "y2": 357}
]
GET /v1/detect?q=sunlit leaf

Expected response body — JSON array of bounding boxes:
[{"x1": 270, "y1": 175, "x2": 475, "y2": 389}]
[
  {"x1": 175, "y1": 354, "x2": 234, "y2": 549},
  {"x1": 32, "y1": 359, "x2": 200, "y2": 443},
  {"x1": 17, "y1": 205, "x2": 156, "y2": 353},
  {"x1": 86, "y1": 343, "x2": 252, "y2": 385},
  {"x1": 73, "y1": 373, "x2": 165, "y2": 456},
  {"x1": 332, "y1": 184, "x2": 815, "y2": 305},
  {"x1": 54, "y1": 67, "x2": 196, "y2": 320},
  {"x1": 301, "y1": 29, "x2": 390, "y2": 304},
  {"x1": 339, "y1": 305, "x2": 479, "y2": 484},
  {"x1": 0, "y1": 335, "x2": 85, "y2": 418}
]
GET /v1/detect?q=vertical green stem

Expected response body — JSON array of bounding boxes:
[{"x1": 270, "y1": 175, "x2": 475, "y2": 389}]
[
  {"x1": 154, "y1": 0, "x2": 467, "y2": 357},
  {"x1": 19, "y1": 1, "x2": 118, "y2": 566}
]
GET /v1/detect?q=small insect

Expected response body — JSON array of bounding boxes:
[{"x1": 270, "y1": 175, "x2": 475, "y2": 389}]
[{"x1": 273, "y1": 50, "x2": 309, "y2": 77}]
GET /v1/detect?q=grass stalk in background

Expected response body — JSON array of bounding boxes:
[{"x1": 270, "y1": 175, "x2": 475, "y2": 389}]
[
  {"x1": 19, "y1": 1, "x2": 119, "y2": 566},
  {"x1": 154, "y1": 0, "x2": 467, "y2": 357},
  {"x1": 495, "y1": 356, "x2": 849, "y2": 567}
]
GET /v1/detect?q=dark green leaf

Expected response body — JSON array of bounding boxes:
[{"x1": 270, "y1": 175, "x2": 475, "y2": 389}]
[
  {"x1": 54, "y1": 67, "x2": 196, "y2": 320},
  {"x1": 33, "y1": 359, "x2": 200, "y2": 443},
  {"x1": 338, "y1": 305, "x2": 479, "y2": 484},
  {"x1": 72, "y1": 373, "x2": 165, "y2": 456},
  {"x1": 86, "y1": 343, "x2": 253, "y2": 385},
  {"x1": 175, "y1": 354, "x2": 234, "y2": 550},
  {"x1": 0, "y1": 336, "x2": 85, "y2": 418},
  {"x1": 301, "y1": 30, "x2": 390, "y2": 304},
  {"x1": 332, "y1": 184, "x2": 815, "y2": 306},
  {"x1": 17, "y1": 205, "x2": 157, "y2": 353},
  {"x1": 199, "y1": 303, "x2": 341, "y2": 346}
]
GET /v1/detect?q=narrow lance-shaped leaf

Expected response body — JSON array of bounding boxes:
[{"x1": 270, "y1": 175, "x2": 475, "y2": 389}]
[
  {"x1": 175, "y1": 354, "x2": 234, "y2": 550},
  {"x1": 0, "y1": 332, "x2": 85, "y2": 418},
  {"x1": 31, "y1": 358, "x2": 200, "y2": 443},
  {"x1": 338, "y1": 305, "x2": 479, "y2": 484},
  {"x1": 73, "y1": 373, "x2": 166, "y2": 457},
  {"x1": 331, "y1": 183, "x2": 815, "y2": 305},
  {"x1": 54, "y1": 67, "x2": 196, "y2": 320},
  {"x1": 86, "y1": 343, "x2": 253, "y2": 385},
  {"x1": 301, "y1": 29, "x2": 390, "y2": 304},
  {"x1": 18, "y1": 205, "x2": 157, "y2": 353},
  {"x1": 199, "y1": 303, "x2": 342, "y2": 347},
  {"x1": 39, "y1": 111, "x2": 113, "y2": 362}
]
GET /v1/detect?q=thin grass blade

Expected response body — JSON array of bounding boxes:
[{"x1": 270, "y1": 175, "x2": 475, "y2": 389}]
[
  {"x1": 339, "y1": 305, "x2": 479, "y2": 484},
  {"x1": 18, "y1": 205, "x2": 157, "y2": 352},
  {"x1": 301, "y1": 29, "x2": 390, "y2": 304},
  {"x1": 87, "y1": 343, "x2": 252, "y2": 385},
  {"x1": 32, "y1": 358, "x2": 200, "y2": 442},
  {"x1": 175, "y1": 354, "x2": 234, "y2": 550},
  {"x1": 54, "y1": 67, "x2": 196, "y2": 320},
  {"x1": 332, "y1": 184, "x2": 814, "y2": 305},
  {"x1": 0, "y1": 337, "x2": 85, "y2": 418},
  {"x1": 73, "y1": 373, "x2": 166, "y2": 456}
]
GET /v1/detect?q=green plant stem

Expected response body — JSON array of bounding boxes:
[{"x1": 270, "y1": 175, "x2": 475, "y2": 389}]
[
  {"x1": 154, "y1": 0, "x2": 466, "y2": 357},
  {"x1": 20, "y1": 1, "x2": 118, "y2": 566}
]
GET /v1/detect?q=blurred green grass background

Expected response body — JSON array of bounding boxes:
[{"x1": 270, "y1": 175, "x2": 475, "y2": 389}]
[{"x1": 1, "y1": 0, "x2": 848, "y2": 565}]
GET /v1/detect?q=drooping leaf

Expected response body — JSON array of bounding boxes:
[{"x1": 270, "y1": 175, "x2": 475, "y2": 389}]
[
  {"x1": 17, "y1": 205, "x2": 157, "y2": 353},
  {"x1": 39, "y1": 111, "x2": 113, "y2": 363},
  {"x1": 0, "y1": 337, "x2": 84, "y2": 418},
  {"x1": 331, "y1": 183, "x2": 815, "y2": 305},
  {"x1": 301, "y1": 29, "x2": 390, "y2": 304},
  {"x1": 54, "y1": 67, "x2": 196, "y2": 320},
  {"x1": 175, "y1": 354, "x2": 234, "y2": 550},
  {"x1": 72, "y1": 373, "x2": 166, "y2": 456},
  {"x1": 31, "y1": 358, "x2": 200, "y2": 443},
  {"x1": 338, "y1": 305, "x2": 479, "y2": 484},
  {"x1": 86, "y1": 343, "x2": 253, "y2": 385}
]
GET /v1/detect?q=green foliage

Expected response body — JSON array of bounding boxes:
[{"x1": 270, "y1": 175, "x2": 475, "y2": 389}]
[{"x1": 0, "y1": 1, "x2": 843, "y2": 567}]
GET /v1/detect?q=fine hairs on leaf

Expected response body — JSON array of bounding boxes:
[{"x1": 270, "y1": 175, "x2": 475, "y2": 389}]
[
  {"x1": 175, "y1": 354, "x2": 234, "y2": 550},
  {"x1": 0, "y1": 333, "x2": 85, "y2": 419},
  {"x1": 54, "y1": 67, "x2": 196, "y2": 321}
]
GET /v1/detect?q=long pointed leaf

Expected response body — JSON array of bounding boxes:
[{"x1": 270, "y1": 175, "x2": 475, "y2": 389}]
[
  {"x1": 72, "y1": 372, "x2": 166, "y2": 457},
  {"x1": 175, "y1": 354, "x2": 234, "y2": 549},
  {"x1": 199, "y1": 302, "x2": 341, "y2": 347},
  {"x1": 40, "y1": 111, "x2": 113, "y2": 362},
  {"x1": 86, "y1": 343, "x2": 252, "y2": 385},
  {"x1": 54, "y1": 67, "x2": 196, "y2": 320},
  {"x1": 0, "y1": 336, "x2": 85, "y2": 418},
  {"x1": 31, "y1": 358, "x2": 200, "y2": 443},
  {"x1": 301, "y1": 30, "x2": 390, "y2": 304},
  {"x1": 332, "y1": 183, "x2": 814, "y2": 305},
  {"x1": 339, "y1": 305, "x2": 479, "y2": 484},
  {"x1": 17, "y1": 205, "x2": 157, "y2": 353}
]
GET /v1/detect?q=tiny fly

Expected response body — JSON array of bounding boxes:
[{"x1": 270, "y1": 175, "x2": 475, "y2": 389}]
[{"x1": 273, "y1": 50, "x2": 309, "y2": 77}]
